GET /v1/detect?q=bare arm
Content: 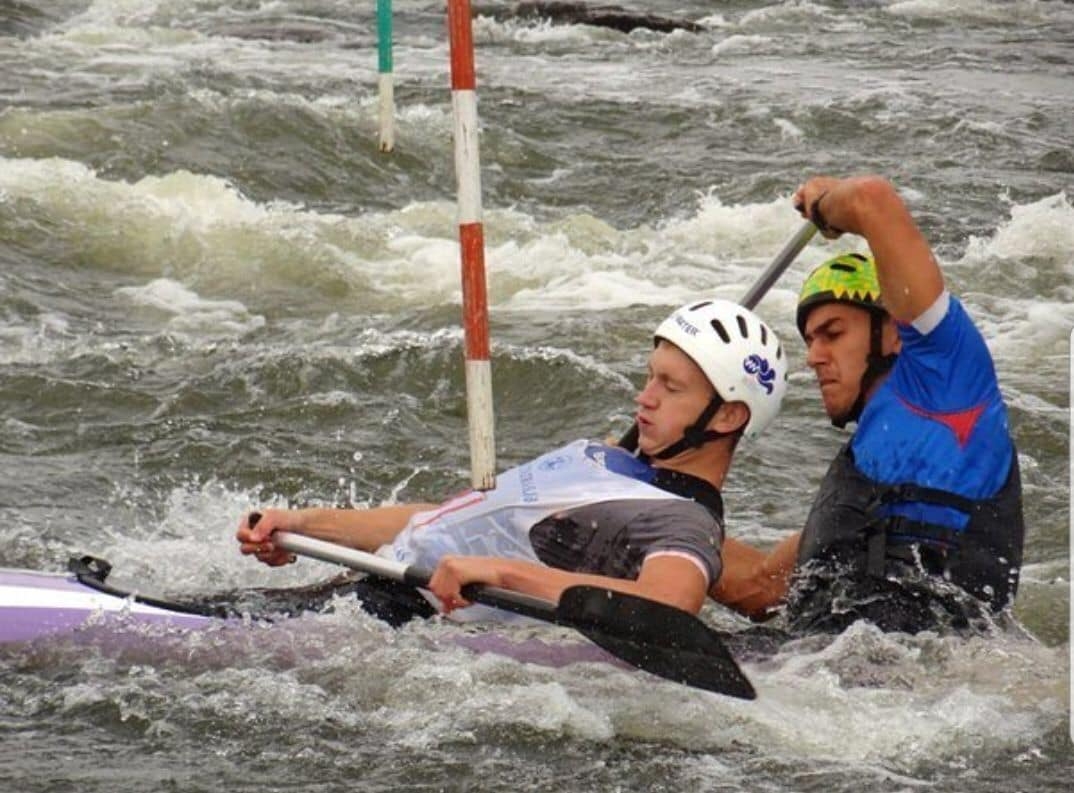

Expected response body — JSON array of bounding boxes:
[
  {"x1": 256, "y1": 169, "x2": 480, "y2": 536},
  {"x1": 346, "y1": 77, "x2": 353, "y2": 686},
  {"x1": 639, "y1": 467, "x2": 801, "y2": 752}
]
[
  {"x1": 794, "y1": 175, "x2": 945, "y2": 323},
  {"x1": 428, "y1": 553, "x2": 709, "y2": 615},
  {"x1": 236, "y1": 504, "x2": 437, "y2": 566},
  {"x1": 709, "y1": 533, "x2": 800, "y2": 620}
]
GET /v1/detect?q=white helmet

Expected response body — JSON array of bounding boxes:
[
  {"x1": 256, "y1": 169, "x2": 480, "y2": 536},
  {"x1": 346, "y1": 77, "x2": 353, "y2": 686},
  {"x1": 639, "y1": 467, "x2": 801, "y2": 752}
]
[{"x1": 654, "y1": 298, "x2": 787, "y2": 440}]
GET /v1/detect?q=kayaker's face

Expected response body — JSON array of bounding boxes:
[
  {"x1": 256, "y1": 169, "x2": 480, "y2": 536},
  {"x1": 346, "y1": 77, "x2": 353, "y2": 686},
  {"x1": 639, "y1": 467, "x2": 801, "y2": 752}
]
[
  {"x1": 634, "y1": 340, "x2": 717, "y2": 456},
  {"x1": 801, "y1": 302, "x2": 874, "y2": 421}
]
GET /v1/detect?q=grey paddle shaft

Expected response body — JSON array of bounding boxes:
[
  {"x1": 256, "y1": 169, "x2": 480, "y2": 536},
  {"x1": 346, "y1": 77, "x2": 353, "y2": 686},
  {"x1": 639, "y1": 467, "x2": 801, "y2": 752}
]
[
  {"x1": 274, "y1": 532, "x2": 409, "y2": 579},
  {"x1": 739, "y1": 221, "x2": 817, "y2": 309}
]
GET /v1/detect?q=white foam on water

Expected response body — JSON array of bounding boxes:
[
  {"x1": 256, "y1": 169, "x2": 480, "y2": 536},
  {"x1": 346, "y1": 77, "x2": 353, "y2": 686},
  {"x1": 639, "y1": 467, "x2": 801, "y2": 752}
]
[
  {"x1": 0, "y1": 90, "x2": 266, "y2": 159},
  {"x1": 393, "y1": 100, "x2": 454, "y2": 136},
  {"x1": 39, "y1": 468, "x2": 1068, "y2": 772},
  {"x1": 0, "y1": 154, "x2": 391, "y2": 298},
  {"x1": 712, "y1": 34, "x2": 775, "y2": 57},
  {"x1": 505, "y1": 268, "x2": 684, "y2": 312},
  {"x1": 99, "y1": 178, "x2": 815, "y2": 317},
  {"x1": 350, "y1": 326, "x2": 461, "y2": 357},
  {"x1": 473, "y1": 7, "x2": 720, "y2": 58},
  {"x1": 498, "y1": 343, "x2": 635, "y2": 392},
  {"x1": 487, "y1": 192, "x2": 825, "y2": 318},
  {"x1": 886, "y1": 0, "x2": 1059, "y2": 24},
  {"x1": 411, "y1": 676, "x2": 616, "y2": 743},
  {"x1": 475, "y1": 15, "x2": 601, "y2": 49},
  {"x1": 3, "y1": 154, "x2": 688, "y2": 314},
  {"x1": 21, "y1": 148, "x2": 1066, "y2": 410},
  {"x1": 0, "y1": 311, "x2": 79, "y2": 365},
  {"x1": 25, "y1": 3, "x2": 382, "y2": 94},
  {"x1": 957, "y1": 193, "x2": 1074, "y2": 373},
  {"x1": 740, "y1": 1, "x2": 836, "y2": 28},
  {"x1": 94, "y1": 479, "x2": 320, "y2": 593},
  {"x1": 55, "y1": 22, "x2": 201, "y2": 50},
  {"x1": 978, "y1": 299, "x2": 1074, "y2": 375},
  {"x1": 585, "y1": 623, "x2": 1066, "y2": 767},
  {"x1": 963, "y1": 192, "x2": 1074, "y2": 266},
  {"x1": 132, "y1": 169, "x2": 297, "y2": 225},
  {"x1": 662, "y1": 191, "x2": 810, "y2": 261},
  {"x1": 943, "y1": 117, "x2": 1022, "y2": 144},
  {"x1": 760, "y1": 626, "x2": 1062, "y2": 749},
  {"x1": 0, "y1": 154, "x2": 287, "y2": 232},
  {"x1": 773, "y1": 117, "x2": 804, "y2": 142},
  {"x1": 60, "y1": 0, "x2": 169, "y2": 29},
  {"x1": 115, "y1": 278, "x2": 265, "y2": 337},
  {"x1": 696, "y1": 13, "x2": 731, "y2": 29},
  {"x1": 328, "y1": 618, "x2": 1068, "y2": 772}
]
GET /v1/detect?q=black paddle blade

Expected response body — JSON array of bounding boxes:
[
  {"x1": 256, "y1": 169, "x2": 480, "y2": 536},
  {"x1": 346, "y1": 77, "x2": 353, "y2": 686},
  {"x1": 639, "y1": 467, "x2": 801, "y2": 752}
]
[{"x1": 557, "y1": 586, "x2": 756, "y2": 700}]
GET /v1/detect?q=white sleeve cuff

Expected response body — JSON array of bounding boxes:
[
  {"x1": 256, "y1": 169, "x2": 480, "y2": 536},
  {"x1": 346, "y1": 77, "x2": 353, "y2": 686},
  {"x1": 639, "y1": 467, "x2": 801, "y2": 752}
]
[
  {"x1": 911, "y1": 290, "x2": 950, "y2": 335},
  {"x1": 644, "y1": 549, "x2": 712, "y2": 586}
]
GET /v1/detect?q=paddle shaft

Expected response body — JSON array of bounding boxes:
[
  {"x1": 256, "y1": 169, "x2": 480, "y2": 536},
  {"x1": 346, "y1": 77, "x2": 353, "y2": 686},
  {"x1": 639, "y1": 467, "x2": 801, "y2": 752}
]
[
  {"x1": 272, "y1": 531, "x2": 560, "y2": 622},
  {"x1": 738, "y1": 221, "x2": 818, "y2": 310},
  {"x1": 619, "y1": 220, "x2": 816, "y2": 451}
]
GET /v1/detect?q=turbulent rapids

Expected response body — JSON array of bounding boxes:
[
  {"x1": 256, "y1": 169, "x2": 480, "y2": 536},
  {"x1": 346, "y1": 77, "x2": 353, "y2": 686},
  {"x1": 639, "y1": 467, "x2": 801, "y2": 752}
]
[{"x1": 1, "y1": 1, "x2": 1070, "y2": 791}]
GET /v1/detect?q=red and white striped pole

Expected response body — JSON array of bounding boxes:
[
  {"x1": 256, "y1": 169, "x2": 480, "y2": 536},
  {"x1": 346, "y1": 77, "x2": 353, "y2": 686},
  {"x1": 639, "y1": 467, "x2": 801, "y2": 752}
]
[{"x1": 447, "y1": 0, "x2": 495, "y2": 490}]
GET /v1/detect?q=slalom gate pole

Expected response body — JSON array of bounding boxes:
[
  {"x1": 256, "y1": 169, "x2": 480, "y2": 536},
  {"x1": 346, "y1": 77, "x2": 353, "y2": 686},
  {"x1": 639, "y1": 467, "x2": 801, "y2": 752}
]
[
  {"x1": 376, "y1": 0, "x2": 395, "y2": 152},
  {"x1": 447, "y1": 0, "x2": 496, "y2": 490}
]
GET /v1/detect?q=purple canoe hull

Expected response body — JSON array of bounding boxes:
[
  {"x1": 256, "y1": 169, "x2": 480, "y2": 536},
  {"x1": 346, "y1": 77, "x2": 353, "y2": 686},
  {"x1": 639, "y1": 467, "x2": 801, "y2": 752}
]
[
  {"x1": 0, "y1": 566, "x2": 623, "y2": 669},
  {"x1": 0, "y1": 568, "x2": 212, "y2": 644}
]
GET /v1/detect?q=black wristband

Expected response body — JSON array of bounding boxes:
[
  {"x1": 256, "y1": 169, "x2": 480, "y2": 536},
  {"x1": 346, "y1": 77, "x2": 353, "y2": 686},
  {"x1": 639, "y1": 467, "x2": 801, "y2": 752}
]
[
  {"x1": 810, "y1": 191, "x2": 832, "y2": 234},
  {"x1": 807, "y1": 191, "x2": 842, "y2": 234}
]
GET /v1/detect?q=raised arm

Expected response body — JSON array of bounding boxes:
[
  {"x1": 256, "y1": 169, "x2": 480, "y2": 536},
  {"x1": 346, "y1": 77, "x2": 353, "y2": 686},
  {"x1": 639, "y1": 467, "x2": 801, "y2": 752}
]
[{"x1": 794, "y1": 175, "x2": 945, "y2": 323}]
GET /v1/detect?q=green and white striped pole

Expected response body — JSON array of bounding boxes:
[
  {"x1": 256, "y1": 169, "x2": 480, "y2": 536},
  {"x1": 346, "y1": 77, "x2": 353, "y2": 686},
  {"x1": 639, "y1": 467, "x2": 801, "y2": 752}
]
[{"x1": 376, "y1": 0, "x2": 394, "y2": 152}]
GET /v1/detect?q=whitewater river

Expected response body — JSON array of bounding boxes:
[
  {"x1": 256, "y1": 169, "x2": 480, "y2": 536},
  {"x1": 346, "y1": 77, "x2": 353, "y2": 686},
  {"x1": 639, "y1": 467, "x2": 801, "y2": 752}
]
[{"x1": 1, "y1": 1, "x2": 1071, "y2": 790}]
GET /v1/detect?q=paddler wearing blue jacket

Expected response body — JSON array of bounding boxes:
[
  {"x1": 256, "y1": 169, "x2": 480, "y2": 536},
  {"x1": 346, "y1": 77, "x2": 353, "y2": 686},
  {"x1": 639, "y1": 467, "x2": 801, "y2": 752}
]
[
  {"x1": 237, "y1": 299, "x2": 788, "y2": 623},
  {"x1": 712, "y1": 175, "x2": 1026, "y2": 634}
]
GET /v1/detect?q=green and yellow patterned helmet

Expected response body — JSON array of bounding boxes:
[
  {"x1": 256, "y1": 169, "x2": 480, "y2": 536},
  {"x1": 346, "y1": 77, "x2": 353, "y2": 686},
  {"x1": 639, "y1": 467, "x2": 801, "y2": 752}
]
[{"x1": 795, "y1": 252, "x2": 884, "y2": 336}]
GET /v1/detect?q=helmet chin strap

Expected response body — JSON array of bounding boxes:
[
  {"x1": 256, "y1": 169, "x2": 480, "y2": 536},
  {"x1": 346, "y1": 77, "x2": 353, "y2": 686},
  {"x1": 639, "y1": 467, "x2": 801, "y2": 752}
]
[
  {"x1": 651, "y1": 394, "x2": 738, "y2": 461},
  {"x1": 830, "y1": 311, "x2": 898, "y2": 429}
]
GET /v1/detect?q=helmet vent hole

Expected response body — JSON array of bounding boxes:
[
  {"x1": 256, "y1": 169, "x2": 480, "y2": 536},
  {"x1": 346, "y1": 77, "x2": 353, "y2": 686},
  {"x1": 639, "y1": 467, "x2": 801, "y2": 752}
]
[
  {"x1": 689, "y1": 300, "x2": 713, "y2": 311},
  {"x1": 776, "y1": 343, "x2": 783, "y2": 360},
  {"x1": 736, "y1": 315, "x2": 749, "y2": 338},
  {"x1": 760, "y1": 324, "x2": 768, "y2": 346},
  {"x1": 710, "y1": 319, "x2": 731, "y2": 343},
  {"x1": 830, "y1": 262, "x2": 856, "y2": 272}
]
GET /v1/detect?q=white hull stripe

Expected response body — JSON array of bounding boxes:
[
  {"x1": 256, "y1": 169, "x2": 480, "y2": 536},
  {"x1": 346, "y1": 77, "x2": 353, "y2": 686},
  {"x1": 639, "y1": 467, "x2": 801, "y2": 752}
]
[{"x1": 0, "y1": 583, "x2": 191, "y2": 616}]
